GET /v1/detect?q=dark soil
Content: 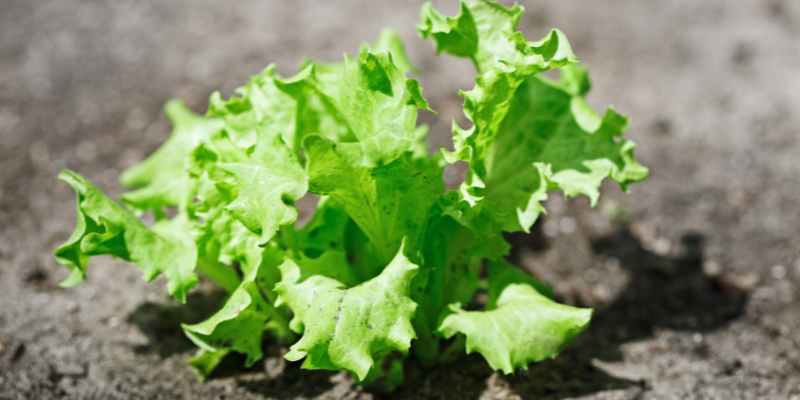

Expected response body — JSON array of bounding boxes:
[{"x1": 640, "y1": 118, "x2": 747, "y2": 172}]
[{"x1": 1, "y1": 1, "x2": 799, "y2": 399}]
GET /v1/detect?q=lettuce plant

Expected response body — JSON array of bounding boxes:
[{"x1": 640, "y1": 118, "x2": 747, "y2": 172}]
[{"x1": 54, "y1": 0, "x2": 647, "y2": 384}]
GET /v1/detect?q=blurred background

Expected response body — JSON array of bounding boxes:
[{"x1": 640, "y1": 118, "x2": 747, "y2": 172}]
[{"x1": 1, "y1": 1, "x2": 798, "y2": 399}]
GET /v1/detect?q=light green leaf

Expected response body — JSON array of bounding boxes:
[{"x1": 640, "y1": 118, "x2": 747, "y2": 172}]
[
  {"x1": 207, "y1": 65, "x2": 306, "y2": 153},
  {"x1": 421, "y1": 0, "x2": 646, "y2": 232},
  {"x1": 410, "y1": 203, "x2": 516, "y2": 362},
  {"x1": 307, "y1": 46, "x2": 430, "y2": 166},
  {"x1": 188, "y1": 349, "x2": 230, "y2": 380},
  {"x1": 486, "y1": 259, "x2": 553, "y2": 306},
  {"x1": 305, "y1": 136, "x2": 442, "y2": 265},
  {"x1": 120, "y1": 100, "x2": 222, "y2": 212},
  {"x1": 271, "y1": 64, "x2": 354, "y2": 150},
  {"x1": 440, "y1": 283, "x2": 591, "y2": 374},
  {"x1": 285, "y1": 251, "x2": 359, "y2": 288},
  {"x1": 276, "y1": 30, "x2": 423, "y2": 160},
  {"x1": 285, "y1": 197, "x2": 352, "y2": 258},
  {"x1": 54, "y1": 170, "x2": 198, "y2": 302},
  {"x1": 418, "y1": 1, "x2": 479, "y2": 59},
  {"x1": 275, "y1": 245, "x2": 418, "y2": 381},
  {"x1": 412, "y1": 212, "x2": 483, "y2": 361},
  {"x1": 213, "y1": 132, "x2": 308, "y2": 244},
  {"x1": 420, "y1": 0, "x2": 576, "y2": 173},
  {"x1": 182, "y1": 244, "x2": 291, "y2": 376},
  {"x1": 192, "y1": 68, "x2": 311, "y2": 245},
  {"x1": 374, "y1": 29, "x2": 415, "y2": 75},
  {"x1": 182, "y1": 281, "x2": 271, "y2": 367},
  {"x1": 476, "y1": 70, "x2": 648, "y2": 231},
  {"x1": 420, "y1": 0, "x2": 575, "y2": 74},
  {"x1": 191, "y1": 205, "x2": 252, "y2": 290}
]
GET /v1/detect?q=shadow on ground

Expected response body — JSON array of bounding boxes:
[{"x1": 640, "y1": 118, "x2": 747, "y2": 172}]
[
  {"x1": 125, "y1": 225, "x2": 749, "y2": 399},
  {"x1": 127, "y1": 289, "x2": 228, "y2": 357},
  {"x1": 501, "y1": 227, "x2": 748, "y2": 398},
  {"x1": 390, "y1": 226, "x2": 749, "y2": 399}
]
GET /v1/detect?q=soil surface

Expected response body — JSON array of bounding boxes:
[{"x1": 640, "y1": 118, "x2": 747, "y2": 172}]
[{"x1": 1, "y1": 1, "x2": 799, "y2": 399}]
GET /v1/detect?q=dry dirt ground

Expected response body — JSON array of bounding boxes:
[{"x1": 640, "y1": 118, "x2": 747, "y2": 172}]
[{"x1": 1, "y1": 1, "x2": 799, "y2": 399}]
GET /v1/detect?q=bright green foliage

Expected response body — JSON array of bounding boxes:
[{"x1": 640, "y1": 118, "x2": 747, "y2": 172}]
[
  {"x1": 54, "y1": 0, "x2": 647, "y2": 385},
  {"x1": 440, "y1": 283, "x2": 591, "y2": 374},
  {"x1": 120, "y1": 101, "x2": 223, "y2": 213},
  {"x1": 275, "y1": 246, "x2": 418, "y2": 380},
  {"x1": 470, "y1": 68, "x2": 648, "y2": 232},
  {"x1": 306, "y1": 136, "x2": 442, "y2": 265},
  {"x1": 55, "y1": 170, "x2": 198, "y2": 303},
  {"x1": 182, "y1": 245, "x2": 288, "y2": 370},
  {"x1": 420, "y1": 0, "x2": 647, "y2": 233},
  {"x1": 210, "y1": 131, "x2": 307, "y2": 244}
]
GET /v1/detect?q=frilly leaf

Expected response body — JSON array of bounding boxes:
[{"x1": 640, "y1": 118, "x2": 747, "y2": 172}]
[
  {"x1": 275, "y1": 245, "x2": 418, "y2": 381},
  {"x1": 120, "y1": 100, "x2": 222, "y2": 213},
  {"x1": 440, "y1": 283, "x2": 591, "y2": 374},
  {"x1": 55, "y1": 170, "x2": 198, "y2": 302}
]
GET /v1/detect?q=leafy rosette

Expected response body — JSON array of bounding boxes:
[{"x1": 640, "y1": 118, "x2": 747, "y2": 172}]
[{"x1": 54, "y1": 0, "x2": 646, "y2": 385}]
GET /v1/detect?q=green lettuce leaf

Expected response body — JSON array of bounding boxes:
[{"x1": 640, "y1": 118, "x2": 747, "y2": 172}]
[
  {"x1": 471, "y1": 68, "x2": 648, "y2": 231},
  {"x1": 420, "y1": 0, "x2": 646, "y2": 232},
  {"x1": 304, "y1": 46, "x2": 430, "y2": 166},
  {"x1": 194, "y1": 66, "x2": 310, "y2": 244},
  {"x1": 207, "y1": 65, "x2": 307, "y2": 153},
  {"x1": 54, "y1": 170, "x2": 198, "y2": 302},
  {"x1": 411, "y1": 212, "x2": 483, "y2": 361},
  {"x1": 182, "y1": 281, "x2": 271, "y2": 367},
  {"x1": 120, "y1": 100, "x2": 222, "y2": 213},
  {"x1": 374, "y1": 29, "x2": 415, "y2": 75},
  {"x1": 439, "y1": 282, "x2": 591, "y2": 374},
  {"x1": 188, "y1": 349, "x2": 230, "y2": 381},
  {"x1": 305, "y1": 136, "x2": 442, "y2": 267},
  {"x1": 420, "y1": 0, "x2": 576, "y2": 169},
  {"x1": 182, "y1": 244, "x2": 291, "y2": 375},
  {"x1": 270, "y1": 30, "x2": 423, "y2": 162},
  {"x1": 284, "y1": 197, "x2": 351, "y2": 258},
  {"x1": 211, "y1": 132, "x2": 307, "y2": 244},
  {"x1": 274, "y1": 245, "x2": 418, "y2": 380},
  {"x1": 486, "y1": 259, "x2": 553, "y2": 306}
]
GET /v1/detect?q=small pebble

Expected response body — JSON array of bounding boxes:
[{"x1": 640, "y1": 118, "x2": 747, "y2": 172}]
[
  {"x1": 592, "y1": 285, "x2": 611, "y2": 303},
  {"x1": 55, "y1": 362, "x2": 86, "y2": 377},
  {"x1": 718, "y1": 272, "x2": 759, "y2": 292},
  {"x1": 264, "y1": 357, "x2": 286, "y2": 379},
  {"x1": 771, "y1": 264, "x2": 786, "y2": 280},
  {"x1": 543, "y1": 219, "x2": 559, "y2": 238},
  {"x1": 703, "y1": 260, "x2": 721, "y2": 277},
  {"x1": 66, "y1": 302, "x2": 80, "y2": 314},
  {"x1": 652, "y1": 237, "x2": 671, "y2": 256},
  {"x1": 559, "y1": 217, "x2": 575, "y2": 234}
]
